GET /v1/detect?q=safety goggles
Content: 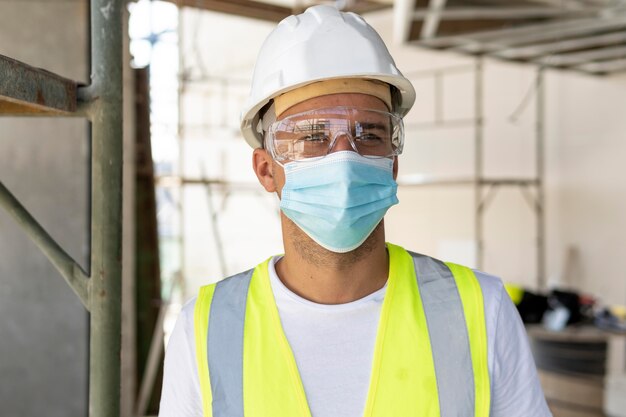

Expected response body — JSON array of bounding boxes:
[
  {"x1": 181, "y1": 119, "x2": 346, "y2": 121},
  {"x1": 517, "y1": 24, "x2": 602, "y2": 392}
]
[{"x1": 266, "y1": 107, "x2": 404, "y2": 163}]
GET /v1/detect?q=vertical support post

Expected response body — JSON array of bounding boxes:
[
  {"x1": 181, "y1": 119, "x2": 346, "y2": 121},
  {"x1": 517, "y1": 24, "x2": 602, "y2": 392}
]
[
  {"x1": 393, "y1": 0, "x2": 417, "y2": 44},
  {"x1": 474, "y1": 57, "x2": 484, "y2": 270},
  {"x1": 434, "y1": 71, "x2": 443, "y2": 124},
  {"x1": 536, "y1": 67, "x2": 546, "y2": 289},
  {"x1": 86, "y1": 0, "x2": 123, "y2": 416},
  {"x1": 178, "y1": 8, "x2": 186, "y2": 293},
  {"x1": 204, "y1": 181, "x2": 228, "y2": 277}
]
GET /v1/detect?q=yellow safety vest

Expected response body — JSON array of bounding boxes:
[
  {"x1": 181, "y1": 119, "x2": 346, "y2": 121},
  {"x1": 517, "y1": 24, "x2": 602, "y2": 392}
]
[{"x1": 194, "y1": 243, "x2": 490, "y2": 417}]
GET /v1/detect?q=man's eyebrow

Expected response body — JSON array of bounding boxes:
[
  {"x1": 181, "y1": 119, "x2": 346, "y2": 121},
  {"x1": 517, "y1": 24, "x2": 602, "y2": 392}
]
[
  {"x1": 293, "y1": 119, "x2": 330, "y2": 131},
  {"x1": 359, "y1": 122, "x2": 388, "y2": 130}
]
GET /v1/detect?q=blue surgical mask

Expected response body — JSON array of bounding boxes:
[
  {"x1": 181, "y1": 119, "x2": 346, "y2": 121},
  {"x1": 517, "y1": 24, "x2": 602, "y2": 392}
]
[{"x1": 279, "y1": 151, "x2": 398, "y2": 253}]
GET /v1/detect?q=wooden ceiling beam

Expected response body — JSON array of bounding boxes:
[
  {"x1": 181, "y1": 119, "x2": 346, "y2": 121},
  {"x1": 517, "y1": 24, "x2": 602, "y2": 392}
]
[
  {"x1": 493, "y1": 32, "x2": 626, "y2": 59},
  {"x1": 416, "y1": 15, "x2": 626, "y2": 49},
  {"x1": 168, "y1": 0, "x2": 292, "y2": 22},
  {"x1": 460, "y1": 17, "x2": 626, "y2": 53},
  {"x1": 413, "y1": 7, "x2": 595, "y2": 21},
  {"x1": 345, "y1": 1, "x2": 391, "y2": 15},
  {"x1": 575, "y1": 57, "x2": 626, "y2": 74},
  {"x1": 534, "y1": 44, "x2": 626, "y2": 66},
  {"x1": 168, "y1": 0, "x2": 391, "y2": 22},
  {"x1": 411, "y1": 18, "x2": 549, "y2": 40}
]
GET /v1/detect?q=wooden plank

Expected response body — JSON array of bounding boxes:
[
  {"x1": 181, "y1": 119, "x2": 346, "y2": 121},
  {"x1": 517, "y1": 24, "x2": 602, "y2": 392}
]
[
  {"x1": 167, "y1": 0, "x2": 291, "y2": 22},
  {"x1": 539, "y1": 370, "x2": 604, "y2": 410},
  {"x1": 493, "y1": 32, "x2": 626, "y2": 59},
  {"x1": 416, "y1": 16, "x2": 626, "y2": 49},
  {"x1": 413, "y1": 6, "x2": 590, "y2": 20},
  {"x1": 548, "y1": 401, "x2": 605, "y2": 417},
  {"x1": 527, "y1": 325, "x2": 610, "y2": 343},
  {"x1": 346, "y1": 1, "x2": 390, "y2": 15},
  {"x1": 574, "y1": 57, "x2": 626, "y2": 74},
  {"x1": 535, "y1": 45, "x2": 626, "y2": 67},
  {"x1": 169, "y1": 0, "x2": 389, "y2": 21}
]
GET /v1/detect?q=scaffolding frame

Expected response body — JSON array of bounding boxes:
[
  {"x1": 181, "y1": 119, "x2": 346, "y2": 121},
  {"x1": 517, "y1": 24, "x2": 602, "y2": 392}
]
[
  {"x1": 399, "y1": 59, "x2": 546, "y2": 288},
  {"x1": 0, "y1": 0, "x2": 123, "y2": 416}
]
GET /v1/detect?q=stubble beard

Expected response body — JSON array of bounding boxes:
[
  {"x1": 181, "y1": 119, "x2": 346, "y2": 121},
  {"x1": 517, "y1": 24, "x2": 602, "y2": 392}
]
[{"x1": 285, "y1": 215, "x2": 384, "y2": 270}]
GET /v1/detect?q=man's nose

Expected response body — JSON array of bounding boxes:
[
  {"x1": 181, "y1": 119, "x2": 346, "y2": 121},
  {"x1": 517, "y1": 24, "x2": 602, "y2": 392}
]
[{"x1": 330, "y1": 132, "x2": 356, "y2": 153}]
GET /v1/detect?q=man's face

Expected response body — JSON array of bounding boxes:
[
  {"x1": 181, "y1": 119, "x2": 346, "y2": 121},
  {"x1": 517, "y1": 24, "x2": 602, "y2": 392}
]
[{"x1": 254, "y1": 92, "x2": 399, "y2": 197}]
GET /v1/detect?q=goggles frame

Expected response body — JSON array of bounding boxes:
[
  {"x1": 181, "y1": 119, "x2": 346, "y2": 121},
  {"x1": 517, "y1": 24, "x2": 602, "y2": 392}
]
[{"x1": 265, "y1": 106, "x2": 404, "y2": 164}]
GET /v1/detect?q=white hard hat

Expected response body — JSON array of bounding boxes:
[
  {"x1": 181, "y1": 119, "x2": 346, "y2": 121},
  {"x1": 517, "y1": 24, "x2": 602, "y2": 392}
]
[{"x1": 240, "y1": 4, "x2": 416, "y2": 148}]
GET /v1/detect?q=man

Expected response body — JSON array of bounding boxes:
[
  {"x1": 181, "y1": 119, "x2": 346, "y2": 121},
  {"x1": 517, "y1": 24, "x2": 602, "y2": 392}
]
[{"x1": 160, "y1": 5, "x2": 551, "y2": 417}]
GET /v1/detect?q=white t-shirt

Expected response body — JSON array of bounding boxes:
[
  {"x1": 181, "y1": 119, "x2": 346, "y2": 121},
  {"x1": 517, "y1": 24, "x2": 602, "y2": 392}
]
[
  {"x1": 159, "y1": 256, "x2": 552, "y2": 417},
  {"x1": 269, "y1": 256, "x2": 386, "y2": 417}
]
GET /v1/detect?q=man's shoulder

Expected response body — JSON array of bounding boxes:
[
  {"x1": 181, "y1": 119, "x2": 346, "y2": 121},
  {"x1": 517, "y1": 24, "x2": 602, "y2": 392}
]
[
  {"x1": 399, "y1": 246, "x2": 506, "y2": 305},
  {"x1": 181, "y1": 266, "x2": 261, "y2": 316},
  {"x1": 400, "y1": 246, "x2": 505, "y2": 292},
  {"x1": 472, "y1": 269, "x2": 506, "y2": 302},
  {"x1": 178, "y1": 296, "x2": 199, "y2": 326},
  {"x1": 453, "y1": 263, "x2": 506, "y2": 297}
]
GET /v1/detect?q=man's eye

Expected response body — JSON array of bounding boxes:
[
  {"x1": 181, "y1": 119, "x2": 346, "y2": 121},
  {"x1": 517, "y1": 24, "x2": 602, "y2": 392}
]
[
  {"x1": 356, "y1": 133, "x2": 384, "y2": 144},
  {"x1": 298, "y1": 132, "x2": 329, "y2": 142}
]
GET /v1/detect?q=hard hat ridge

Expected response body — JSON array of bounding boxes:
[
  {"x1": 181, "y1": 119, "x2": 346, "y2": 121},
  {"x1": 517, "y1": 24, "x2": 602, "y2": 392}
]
[{"x1": 305, "y1": 4, "x2": 346, "y2": 24}]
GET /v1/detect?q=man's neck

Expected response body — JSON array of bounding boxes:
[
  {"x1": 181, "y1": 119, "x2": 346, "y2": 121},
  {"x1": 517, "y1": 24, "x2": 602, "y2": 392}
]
[{"x1": 275, "y1": 219, "x2": 389, "y2": 304}]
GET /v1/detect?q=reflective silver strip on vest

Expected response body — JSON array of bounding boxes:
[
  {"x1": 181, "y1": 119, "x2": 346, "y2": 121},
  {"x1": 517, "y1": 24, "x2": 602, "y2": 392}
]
[
  {"x1": 409, "y1": 251, "x2": 475, "y2": 417},
  {"x1": 207, "y1": 269, "x2": 254, "y2": 417}
]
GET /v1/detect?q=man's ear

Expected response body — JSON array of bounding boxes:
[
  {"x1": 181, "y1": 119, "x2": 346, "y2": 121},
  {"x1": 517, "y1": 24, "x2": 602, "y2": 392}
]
[
  {"x1": 253, "y1": 148, "x2": 277, "y2": 193},
  {"x1": 393, "y1": 156, "x2": 399, "y2": 180}
]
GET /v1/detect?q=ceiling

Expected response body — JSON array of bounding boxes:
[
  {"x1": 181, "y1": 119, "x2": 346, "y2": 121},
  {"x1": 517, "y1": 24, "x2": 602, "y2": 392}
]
[
  {"x1": 171, "y1": 0, "x2": 626, "y2": 75},
  {"x1": 404, "y1": 0, "x2": 626, "y2": 75},
  {"x1": 168, "y1": 0, "x2": 391, "y2": 21}
]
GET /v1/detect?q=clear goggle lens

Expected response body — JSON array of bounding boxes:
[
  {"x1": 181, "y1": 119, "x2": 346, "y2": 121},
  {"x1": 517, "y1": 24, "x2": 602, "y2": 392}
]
[{"x1": 266, "y1": 107, "x2": 404, "y2": 162}]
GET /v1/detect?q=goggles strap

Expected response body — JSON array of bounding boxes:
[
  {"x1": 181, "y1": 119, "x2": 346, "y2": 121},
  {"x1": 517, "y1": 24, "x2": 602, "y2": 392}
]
[{"x1": 260, "y1": 102, "x2": 277, "y2": 146}]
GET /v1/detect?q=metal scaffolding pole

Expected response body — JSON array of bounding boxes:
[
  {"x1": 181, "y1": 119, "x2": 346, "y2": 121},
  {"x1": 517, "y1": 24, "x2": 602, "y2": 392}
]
[
  {"x1": 0, "y1": 183, "x2": 90, "y2": 308},
  {"x1": 0, "y1": 0, "x2": 123, "y2": 415},
  {"x1": 178, "y1": 8, "x2": 187, "y2": 296},
  {"x1": 80, "y1": 1, "x2": 123, "y2": 415},
  {"x1": 474, "y1": 57, "x2": 485, "y2": 270},
  {"x1": 536, "y1": 67, "x2": 546, "y2": 290}
]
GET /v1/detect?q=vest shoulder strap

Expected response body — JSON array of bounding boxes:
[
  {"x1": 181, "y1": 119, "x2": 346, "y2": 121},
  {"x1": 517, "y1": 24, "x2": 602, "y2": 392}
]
[
  {"x1": 194, "y1": 269, "x2": 254, "y2": 417},
  {"x1": 409, "y1": 251, "x2": 490, "y2": 417},
  {"x1": 446, "y1": 262, "x2": 491, "y2": 417}
]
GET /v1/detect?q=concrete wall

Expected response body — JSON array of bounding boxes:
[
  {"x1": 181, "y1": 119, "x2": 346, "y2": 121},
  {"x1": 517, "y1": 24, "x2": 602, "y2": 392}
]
[
  {"x1": 545, "y1": 70, "x2": 626, "y2": 306},
  {"x1": 0, "y1": 1, "x2": 89, "y2": 415}
]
